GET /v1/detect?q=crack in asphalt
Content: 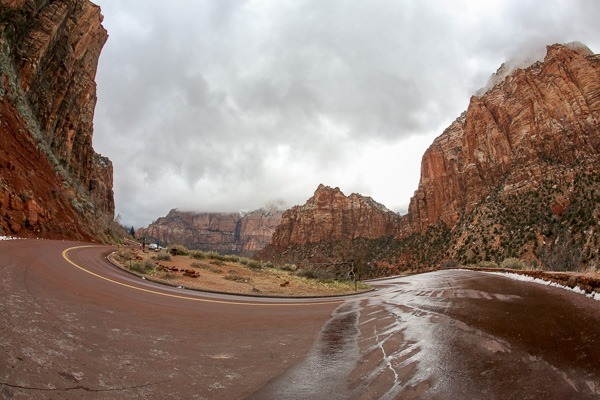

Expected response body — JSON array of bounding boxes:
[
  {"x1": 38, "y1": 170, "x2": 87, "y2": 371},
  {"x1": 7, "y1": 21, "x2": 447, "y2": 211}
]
[{"x1": 0, "y1": 379, "x2": 167, "y2": 392}]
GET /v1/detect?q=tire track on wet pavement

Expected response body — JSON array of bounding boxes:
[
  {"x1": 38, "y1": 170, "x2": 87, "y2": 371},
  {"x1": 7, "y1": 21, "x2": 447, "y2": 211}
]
[{"x1": 251, "y1": 269, "x2": 600, "y2": 399}]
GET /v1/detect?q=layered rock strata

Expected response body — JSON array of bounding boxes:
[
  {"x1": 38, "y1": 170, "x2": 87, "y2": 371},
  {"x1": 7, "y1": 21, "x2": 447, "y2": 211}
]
[
  {"x1": 137, "y1": 208, "x2": 283, "y2": 255},
  {"x1": 269, "y1": 184, "x2": 402, "y2": 247},
  {"x1": 0, "y1": 0, "x2": 113, "y2": 239},
  {"x1": 406, "y1": 42, "x2": 600, "y2": 233}
]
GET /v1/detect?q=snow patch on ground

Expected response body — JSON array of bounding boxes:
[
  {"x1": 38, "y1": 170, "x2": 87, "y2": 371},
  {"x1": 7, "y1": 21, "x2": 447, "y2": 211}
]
[
  {"x1": 0, "y1": 236, "x2": 21, "y2": 240},
  {"x1": 486, "y1": 271, "x2": 600, "y2": 301}
]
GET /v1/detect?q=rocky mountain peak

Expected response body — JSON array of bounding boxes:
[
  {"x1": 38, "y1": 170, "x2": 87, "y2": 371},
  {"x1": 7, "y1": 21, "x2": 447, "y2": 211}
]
[{"x1": 267, "y1": 184, "x2": 402, "y2": 248}]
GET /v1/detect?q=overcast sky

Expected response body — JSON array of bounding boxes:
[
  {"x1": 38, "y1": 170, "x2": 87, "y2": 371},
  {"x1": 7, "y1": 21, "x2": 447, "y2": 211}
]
[{"x1": 91, "y1": 0, "x2": 600, "y2": 229}]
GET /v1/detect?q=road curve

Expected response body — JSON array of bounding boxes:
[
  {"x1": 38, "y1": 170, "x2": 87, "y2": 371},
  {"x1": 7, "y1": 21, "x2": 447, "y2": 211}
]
[
  {"x1": 0, "y1": 239, "x2": 341, "y2": 399},
  {"x1": 2, "y1": 239, "x2": 600, "y2": 399}
]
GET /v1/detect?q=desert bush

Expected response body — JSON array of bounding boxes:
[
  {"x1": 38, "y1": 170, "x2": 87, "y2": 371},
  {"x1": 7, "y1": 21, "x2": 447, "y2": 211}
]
[
  {"x1": 168, "y1": 244, "x2": 189, "y2": 256},
  {"x1": 540, "y1": 238, "x2": 581, "y2": 272},
  {"x1": 210, "y1": 259, "x2": 225, "y2": 267},
  {"x1": 160, "y1": 272, "x2": 177, "y2": 280},
  {"x1": 190, "y1": 251, "x2": 207, "y2": 260},
  {"x1": 223, "y1": 255, "x2": 240, "y2": 263},
  {"x1": 479, "y1": 261, "x2": 499, "y2": 269},
  {"x1": 206, "y1": 251, "x2": 227, "y2": 261},
  {"x1": 441, "y1": 261, "x2": 459, "y2": 269},
  {"x1": 296, "y1": 269, "x2": 328, "y2": 280},
  {"x1": 224, "y1": 274, "x2": 251, "y2": 283},
  {"x1": 130, "y1": 260, "x2": 156, "y2": 273},
  {"x1": 296, "y1": 269, "x2": 317, "y2": 279},
  {"x1": 191, "y1": 261, "x2": 221, "y2": 273},
  {"x1": 116, "y1": 248, "x2": 134, "y2": 262},
  {"x1": 280, "y1": 264, "x2": 298, "y2": 272},
  {"x1": 499, "y1": 258, "x2": 527, "y2": 270},
  {"x1": 246, "y1": 260, "x2": 263, "y2": 270},
  {"x1": 154, "y1": 253, "x2": 171, "y2": 261}
]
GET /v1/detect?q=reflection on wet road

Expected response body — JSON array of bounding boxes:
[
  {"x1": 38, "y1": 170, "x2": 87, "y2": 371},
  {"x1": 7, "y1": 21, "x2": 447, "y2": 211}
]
[
  {"x1": 249, "y1": 302, "x2": 360, "y2": 399},
  {"x1": 252, "y1": 270, "x2": 600, "y2": 399}
]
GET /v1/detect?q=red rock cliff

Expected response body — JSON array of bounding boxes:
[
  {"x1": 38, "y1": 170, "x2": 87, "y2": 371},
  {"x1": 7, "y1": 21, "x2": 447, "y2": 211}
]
[
  {"x1": 137, "y1": 208, "x2": 283, "y2": 255},
  {"x1": 269, "y1": 184, "x2": 402, "y2": 247},
  {"x1": 239, "y1": 208, "x2": 285, "y2": 252},
  {"x1": 407, "y1": 43, "x2": 600, "y2": 233},
  {"x1": 0, "y1": 0, "x2": 113, "y2": 239}
]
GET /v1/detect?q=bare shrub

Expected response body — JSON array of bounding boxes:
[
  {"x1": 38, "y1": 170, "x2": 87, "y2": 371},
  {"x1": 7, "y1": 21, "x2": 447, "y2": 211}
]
[
  {"x1": 130, "y1": 260, "x2": 156, "y2": 273},
  {"x1": 500, "y1": 258, "x2": 527, "y2": 270},
  {"x1": 281, "y1": 264, "x2": 298, "y2": 272},
  {"x1": 191, "y1": 261, "x2": 221, "y2": 273},
  {"x1": 206, "y1": 252, "x2": 227, "y2": 261},
  {"x1": 190, "y1": 251, "x2": 207, "y2": 260},
  {"x1": 246, "y1": 260, "x2": 263, "y2": 270},
  {"x1": 441, "y1": 260, "x2": 459, "y2": 269},
  {"x1": 224, "y1": 274, "x2": 251, "y2": 283},
  {"x1": 296, "y1": 269, "x2": 333, "y2": 280},
  {"x1": 116, "y1": 248, "x2": 134, "y2": 262},
  {"x1": 155, "y1": 253, "x2": 171, "y2": 261},
  {"x1": 160, "y1": 272, "x2": 177, "y2": 280},
  {"x1": 223, "y1": 255, "x2": 240, "y2": 263},
  {"x1": 168, "y1": 245, "x2": 189, "y2": 256},
  {"x1": 479, "y1": 261, "x2": 499, "y2": 269},
  {"x1": 540, "y1": 238, "x2": 581, "y2": 272}
]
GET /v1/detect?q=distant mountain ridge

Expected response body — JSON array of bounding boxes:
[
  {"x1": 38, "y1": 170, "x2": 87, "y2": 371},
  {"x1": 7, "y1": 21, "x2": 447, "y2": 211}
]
[{"x1": 137, "y1": 208, "x2": 283, "y2": 255}]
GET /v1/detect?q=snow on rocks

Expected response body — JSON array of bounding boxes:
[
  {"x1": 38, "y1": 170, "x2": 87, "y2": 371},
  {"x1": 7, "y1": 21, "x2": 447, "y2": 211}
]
[
  {"x1": 0, "y1": 236, "x2": 21, "y2": 240},
  {"x1": 486, "y1": 271, "x2": 600, "y2": 301}
]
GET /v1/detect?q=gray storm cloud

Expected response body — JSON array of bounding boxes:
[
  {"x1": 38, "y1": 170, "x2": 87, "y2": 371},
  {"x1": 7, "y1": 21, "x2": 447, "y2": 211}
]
[{"x1": 92, "y1": 0, "x2": 600, "y2": 228}]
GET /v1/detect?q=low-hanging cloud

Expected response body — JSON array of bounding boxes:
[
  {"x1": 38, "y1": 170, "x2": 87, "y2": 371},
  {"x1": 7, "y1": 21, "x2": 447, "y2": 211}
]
[{"x1": 92, "y1": 0, "x2": 600, "y2": 228}]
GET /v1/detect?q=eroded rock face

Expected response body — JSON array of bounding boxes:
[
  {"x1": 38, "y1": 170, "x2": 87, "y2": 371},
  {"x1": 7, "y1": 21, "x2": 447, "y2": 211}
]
[
  {"x1": 407, "y1": 43, "x2": 600, "y2": 233},
  {"x1": 270, "y1": 184, "x2": 402, "y2": 247},
  {"x1": 0, "y1": 0, "x2": 113, "y2": 239},
  {"x1": 239, "y1": 208, "x2": 285, "y2": 252},
  {"x1": 137, "y1": 208, "x2": 283, "y2": 255},
  {"x1": 260, "y1": 43, "x2": 600, "y2": 273},
  {"x1": 0, "y1": 97, "x2": 95, "y2": 239}
]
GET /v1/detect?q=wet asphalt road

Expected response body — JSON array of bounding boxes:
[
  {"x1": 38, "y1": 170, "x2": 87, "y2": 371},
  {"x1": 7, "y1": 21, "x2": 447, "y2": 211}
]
[
  {"x1": 2, "y1": 240, "x2": 600, "y2": 399},
  {"x1": 253, "y1": 270, "x2": 600, "y2": 399}
]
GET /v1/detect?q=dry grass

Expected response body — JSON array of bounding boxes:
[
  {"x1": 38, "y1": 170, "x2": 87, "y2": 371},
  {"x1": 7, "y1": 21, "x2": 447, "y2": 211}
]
[{"x1": 112, "y1": 248, "x2": 370, "y2": 297}]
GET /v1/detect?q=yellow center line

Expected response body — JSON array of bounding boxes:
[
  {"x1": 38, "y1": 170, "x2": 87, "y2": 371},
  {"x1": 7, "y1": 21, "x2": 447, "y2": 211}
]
[{"x1": 62, "y1": 245, "x2": 343, "y2": 307}]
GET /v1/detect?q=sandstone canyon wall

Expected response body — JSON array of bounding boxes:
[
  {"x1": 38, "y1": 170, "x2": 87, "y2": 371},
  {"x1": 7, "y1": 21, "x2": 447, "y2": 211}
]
[
  {"x1": 404, "y1": 42, "x2": 599, "y2": 270},
  {"x1": 269, "y1": 184, "x2": 402, "y2": 246},
  {"x1": 257, "y1": 184, "x2": 404, "y2": 272},
  {"x1": 259, "y1": 43, "x2": 600, "y2": 275},
  {"x1": 0, "y1": 0, "x2": 114, "y2": 240},
  {"x1": 406, "y1": 42, "x2": 599, "y2": 233},
  {"x1": 137, "y1": 208, "x2": 283, "y2": 255}
]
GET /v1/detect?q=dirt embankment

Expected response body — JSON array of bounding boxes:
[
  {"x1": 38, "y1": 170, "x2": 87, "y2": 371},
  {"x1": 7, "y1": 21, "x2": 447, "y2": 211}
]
[{"x1": 109, "y1": 247, "x2": 370, "y2": 298}]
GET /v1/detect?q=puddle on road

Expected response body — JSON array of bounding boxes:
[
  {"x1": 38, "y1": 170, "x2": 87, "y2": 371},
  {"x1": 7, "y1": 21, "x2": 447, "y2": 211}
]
[
  {"x1": 247, "y1": 302, "x2": 360, "y2": 399},
  {"x1": 319, "y1": 307, "x2": 358, "y2": 359}
]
